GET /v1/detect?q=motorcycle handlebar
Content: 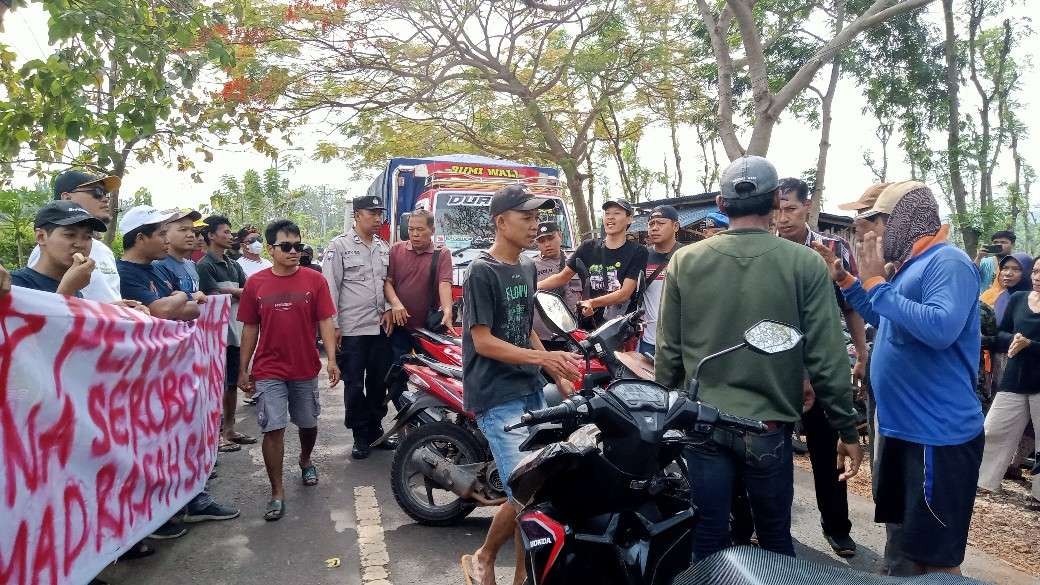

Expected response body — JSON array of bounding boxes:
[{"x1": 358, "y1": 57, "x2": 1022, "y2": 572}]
[
  {"x1": 717, "y1": 412, "x2": 770, "y2": 434},
  {"x1": 503, "y1": 398, "x2": 586, "y2": 431}
]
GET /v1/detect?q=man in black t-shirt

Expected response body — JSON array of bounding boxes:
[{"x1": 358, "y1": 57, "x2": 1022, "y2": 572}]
[
  {"x1": 538, "y1": 198, "x2": 648, "y2": 326},
  {"x1": 10, "y1": 201, "x2": 106, "y2": 298},
  {"x1": 460, "y1": 185, "x2": 581, "y2": 585}
]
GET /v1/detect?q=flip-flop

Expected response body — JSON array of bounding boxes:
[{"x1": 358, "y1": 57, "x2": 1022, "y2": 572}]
[
  {"x1": 264, "y1": 499, "x2": 285, "y2": 522},
  {"x1": 218, "y1": 439, "x2": 241, "y2": 453},
  {"x1": 301, "y1": 465, "x2": 318, "y2": 486},
  {"x1": 230, "y1": 432, "x2": 257, "y2": 445},
  {"x1": 460, "y1": 554, "x2": 476, "y2": 585}
]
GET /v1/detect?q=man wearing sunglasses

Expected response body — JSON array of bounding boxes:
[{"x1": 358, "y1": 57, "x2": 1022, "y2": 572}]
[
  {"x1": 28, "y1": 169, "x2": 123, "y2": 302},
  {"x1": 238, "y1": 219, "x2": 340, "y2": 521},
  {"x1": 322, "y1": 195, "x2": 394, "y2": 460}
]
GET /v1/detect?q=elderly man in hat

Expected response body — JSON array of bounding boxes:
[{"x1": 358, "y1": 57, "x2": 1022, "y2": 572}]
[
  {"x1": 323, "y1": 195, "x2": 395, "y2": 460},
  {"x1": 829, "y1": 181, "x2": 984, "y2": 575}
]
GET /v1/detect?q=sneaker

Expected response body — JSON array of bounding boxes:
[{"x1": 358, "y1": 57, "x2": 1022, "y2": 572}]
[
  {"x1": 182, "y1": 501, "x2": 241, "y2": 523},
  {"x1": 148, "y1": 520, "x2": 189, "y2": 540},
  {"x1": 824, "y1": 532, "x2": 857, "y2": 558}
]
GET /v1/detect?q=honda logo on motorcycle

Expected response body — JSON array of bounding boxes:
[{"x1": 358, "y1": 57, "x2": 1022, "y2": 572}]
[{"x1": 528, "y1": 537, "x2": 553, "y2": 548}]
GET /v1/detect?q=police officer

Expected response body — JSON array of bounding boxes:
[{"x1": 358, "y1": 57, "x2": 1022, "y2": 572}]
[{"x1": 323, "y1": 195, "x2": 395, "y2": 459}]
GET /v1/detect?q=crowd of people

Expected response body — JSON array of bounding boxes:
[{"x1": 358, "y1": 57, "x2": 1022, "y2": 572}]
[{"x1": 0, "y1": 159, "x2": 1038, "y2": 585}]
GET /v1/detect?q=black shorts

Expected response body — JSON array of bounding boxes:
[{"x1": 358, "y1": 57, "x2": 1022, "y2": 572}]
[
  {"x1": 225, "y1": 346, "x2": 240, "y2": 391},
  {"x1": 873, "y1": 431, "x2": 984, "y2": 568}
]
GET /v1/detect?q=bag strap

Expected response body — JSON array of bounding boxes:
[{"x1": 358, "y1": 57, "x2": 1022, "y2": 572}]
[
  {"x1": 635, "y1": 248, "x2": 675, "y2": 307},
  {"x1": 428, "y1": 248, "x2": 442, "y2": 310}
]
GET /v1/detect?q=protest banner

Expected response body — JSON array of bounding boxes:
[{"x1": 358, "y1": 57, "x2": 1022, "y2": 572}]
[{"x1": 0, "y1": 289, "x2": 229, "y2": 585}]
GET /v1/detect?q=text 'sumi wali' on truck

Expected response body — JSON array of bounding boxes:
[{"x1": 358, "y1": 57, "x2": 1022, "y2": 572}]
[{"x1": 357, "y1": 154, "x2": 578, "y2": 299}]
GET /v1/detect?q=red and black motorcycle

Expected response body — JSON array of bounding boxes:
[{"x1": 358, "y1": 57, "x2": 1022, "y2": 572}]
[{"x1": 378, "y1": 293, "x2": 648, "y2": 526}]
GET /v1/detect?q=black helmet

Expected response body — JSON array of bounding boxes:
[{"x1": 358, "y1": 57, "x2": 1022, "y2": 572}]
[{"x1": 720, "y1": 156, "x2": 779, "y2": 200}]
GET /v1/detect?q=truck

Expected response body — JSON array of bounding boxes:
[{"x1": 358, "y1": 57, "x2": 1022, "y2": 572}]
[{"x1": 359, "y1": 154, "x2": 578, "y2": 289}]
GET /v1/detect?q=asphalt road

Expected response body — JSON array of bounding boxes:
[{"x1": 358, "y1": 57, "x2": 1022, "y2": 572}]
[{"x1": 98, "y1": 372, "x2": 1034, "y2": 585}]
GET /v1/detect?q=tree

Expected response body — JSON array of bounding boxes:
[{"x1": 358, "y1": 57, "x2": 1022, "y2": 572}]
[
  {"x1": 693, "y1": 0, "x2": 936, "y2": 163},
  {"x1": 0, "y1": 0, "x2": 275, "y2": 243},
  {"x1": 941, "y1": 0, "x2": 975, "y2": 254},
  {"x1": 129, "y1": 186, "x2": 153, "y2": 207},
  {"x1": 245, "y1": 0, "x2": 678, "y2": 237},
  {"x1": 0, "y1": 182, "x2": 48, "y2": 267}
]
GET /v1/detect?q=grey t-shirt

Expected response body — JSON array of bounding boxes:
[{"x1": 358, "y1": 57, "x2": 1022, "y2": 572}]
[{"x1": 462, "y1": 253, "x2": 541, "y2": 413}]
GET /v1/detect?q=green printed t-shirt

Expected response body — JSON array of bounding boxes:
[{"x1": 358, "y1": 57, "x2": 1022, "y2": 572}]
[{"x1": 462, "y1": 252, "x2": 541, "y2": 413}]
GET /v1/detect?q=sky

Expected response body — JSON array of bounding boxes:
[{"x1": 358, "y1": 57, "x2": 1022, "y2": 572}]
[{"x1": 1, "y1": 2, "x2": 1038, "y2": 220}]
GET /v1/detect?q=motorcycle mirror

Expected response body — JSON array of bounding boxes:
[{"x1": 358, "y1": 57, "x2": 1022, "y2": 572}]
[
  {"x1": 398, "y1": 212, "x2": 412, "y2": 241},
  {"x1": 534, "y1": 292, "x2": 579, "y2": 335},
  {"x1": 743, "y1": 320, "x2": 803, "y2": 355}
]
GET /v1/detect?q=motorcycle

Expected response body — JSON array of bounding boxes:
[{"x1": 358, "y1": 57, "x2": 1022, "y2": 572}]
[
  {"x1": 508, "y1": 298, "x2": 803, "y2": 585},
  {"x1": 380, "y1": 293, "x2": 648, "y2": 526}
]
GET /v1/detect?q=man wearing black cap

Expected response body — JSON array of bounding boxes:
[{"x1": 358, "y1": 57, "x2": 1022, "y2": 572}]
[
  {"x1": 532, "y1": 221, "x2": 581, "y2": 350},
  {"x1": 655, "y1": 155, "x2": 863, "y2": 561},
  {"x1": 11, "y1": 201, "x2": 107, "y2": 297},
  {"x1": 460, "y1": 184, "x2": 581, "y2": 585},
  {"x1": 323, "y1": 194, "x2": 394, "y2": 460},
  {"x1": 638, "y1": 205, "x2": 682, "y2": 356},
  {"x1": 538, "y1": 198, "x2": 648, "y2": 327},
  {"x1": 28, "y1": 169, "x2": 123, "y2": 302}
]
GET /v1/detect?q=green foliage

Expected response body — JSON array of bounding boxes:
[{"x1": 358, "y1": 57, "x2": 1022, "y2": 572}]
[
  {"x1": 207, "y1": 167, "x2": 346, "y2": 248},
  {"x1": 0, "y1": 182, "x2": 49, "y2": 267}
]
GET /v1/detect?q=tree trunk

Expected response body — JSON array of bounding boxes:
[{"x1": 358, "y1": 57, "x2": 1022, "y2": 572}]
[
  {"x1": 942, "y1": 0, "x2": 977, "y2": 256},
  {"x1": 668, "y1": 108, "x2": 682, "y2": 197},
  {"x1": 558, "y1": 160, "x2": 593, "y2": 239},
  {"x1": 1010, "y1": 132, "x2": 1021, "y2": 227},
  {"x1": 586, "y1": 152, "x2": 596, "y2": 238},
  {"x1": 809, "y1": 0, "x2": 845, "y2": 230}
]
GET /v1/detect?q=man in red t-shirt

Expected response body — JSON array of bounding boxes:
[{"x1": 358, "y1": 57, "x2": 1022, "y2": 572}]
[
  {"x1": 384, "y1": 209, "x2": 454, "y2": 360},
  {"x1": 238, "y1": 219, "x2": 340, "y2": 521}
]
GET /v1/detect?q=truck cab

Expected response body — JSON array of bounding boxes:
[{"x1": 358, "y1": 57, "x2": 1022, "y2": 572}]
[{"x1": 363, "y1": 155, "x2": 576, "y2": 290}]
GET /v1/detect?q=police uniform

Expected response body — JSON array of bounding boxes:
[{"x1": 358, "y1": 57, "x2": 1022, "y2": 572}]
[{"x1": 323, "y1": 195, "x2": 393, "y2": 452}]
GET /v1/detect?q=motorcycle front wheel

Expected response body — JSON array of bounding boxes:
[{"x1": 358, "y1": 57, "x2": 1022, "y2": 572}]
[{"x1": 390, "y1": 421, "x2": 484, "y2": 526}]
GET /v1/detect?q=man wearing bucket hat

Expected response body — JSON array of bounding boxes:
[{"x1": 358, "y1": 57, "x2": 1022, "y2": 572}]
[
  {"x1": 655, "y1": 155, "x2": 862, "y2": 561},
  {"x1": 828, "y1": 181, "x2": 984, "y2": 575}
]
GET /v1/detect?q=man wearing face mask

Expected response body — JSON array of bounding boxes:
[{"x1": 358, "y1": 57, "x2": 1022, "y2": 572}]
[
  {"x1": 323, "y1": 195, "x2": 394, "y2": 460},
  {"x1": 828, "y1": 181, "x2": 984, "y2": 576},
  {"x1": 237, "y1": 230, "x2": 272, "y2": 278}
]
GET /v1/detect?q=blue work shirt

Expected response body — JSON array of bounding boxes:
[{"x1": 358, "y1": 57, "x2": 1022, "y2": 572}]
[
  {"x1": 117, "y1": 259, "x2": 178, "y2": 305},
  {"x1": 842, "y1": 241, "x2": 984, "y2": 446}
]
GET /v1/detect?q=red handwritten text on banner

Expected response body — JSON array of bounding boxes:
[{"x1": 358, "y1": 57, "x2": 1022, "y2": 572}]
[{"x1": 0, "y1": 290, "x2": 229, "y2": 585}]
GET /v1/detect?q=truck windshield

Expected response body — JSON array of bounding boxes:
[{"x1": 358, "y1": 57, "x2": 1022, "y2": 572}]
[{"x1": 434, "y1": 192, "x2": 574, "y2": 251}]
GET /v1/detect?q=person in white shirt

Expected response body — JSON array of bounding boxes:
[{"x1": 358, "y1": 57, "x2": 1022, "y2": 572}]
[
  {"x1": 28, "y1": 170, "x2": 145, "y2": 313},
  {"x1": 237, "y1": 231, "x2": 272, "y2": 278}
]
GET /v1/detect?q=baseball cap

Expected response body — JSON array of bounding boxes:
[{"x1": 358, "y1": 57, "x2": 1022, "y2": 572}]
[
  {"x1": 602, "y1": 198, "x2": 634, "y2": 215},
  {"x1": 838, "y1": 183, "x2": 891, "y2": 212},
  {"x1": 705, "y1": 211, "x2": 730, "y2": 228},
  {"x1": 34, "y1": 201, "x2": 107, "y2": 232},
  {"x1": 489, "y1": 184, "x2": 554, "y2": 217},
  {"x1": 353, "y1": 195, "x2": 386, "y2": 211},
  {"x1": 536, "y1": 221, "x2": 560, "y2": 240},
  {"x1": 166, "y1": 208, "x2": 202, "y2": 223},
  {"x1": 53, "y1": 169, "x2": 121, "y2": 199},
  {"x1": 857, "y1": 180, "x2": 926, "y2": 219},
  {"x1": 648, "y1": 205, "x2": 679, "y2": 222},
  {"x1": 720, "y1": 156, "x2": 779, "y2": 200},
  {"x1": 118, "y1": 205, "x2": 176, "y2": 234}
]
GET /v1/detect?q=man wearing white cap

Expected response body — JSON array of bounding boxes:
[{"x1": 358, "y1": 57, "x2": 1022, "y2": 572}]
[{"x1": 116, "y1": 205, "x2": 205, "y2": 320}]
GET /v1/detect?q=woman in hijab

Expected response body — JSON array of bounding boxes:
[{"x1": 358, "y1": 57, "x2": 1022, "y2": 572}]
[
  {"x1": 993, "y1": 253, "x2": 1035, "y2": 321},
  {"x1": 978, "y1": 255, "x2": 1040, "y2": 501}
]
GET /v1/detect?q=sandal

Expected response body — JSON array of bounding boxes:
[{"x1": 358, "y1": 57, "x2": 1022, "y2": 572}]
[
  {"x1": 218, "y1": 439, "x2": 241, "y2": 453},
  {"x1": 230, "y1": 432, "x2": 257, "y2": 445},
  {"x1": 301, "y1": 465, "x2": 318, "y2": 486},
  {"x1": 264, "y1": 499, "x2": 285, "y2": 521}
]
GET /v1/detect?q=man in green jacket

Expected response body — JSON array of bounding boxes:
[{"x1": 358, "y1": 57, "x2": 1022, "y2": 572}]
[{"x1": 655, "y1": 155, "x2": 863, "y2": 561}]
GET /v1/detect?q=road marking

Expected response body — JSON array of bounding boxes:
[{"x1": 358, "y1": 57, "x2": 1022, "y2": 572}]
[{"x1": 354, "y1": 485, "x2": 394, "y2": 585}]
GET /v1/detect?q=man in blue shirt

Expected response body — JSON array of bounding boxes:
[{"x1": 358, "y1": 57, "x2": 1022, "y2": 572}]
[
  {"x1": 117, "y1": 205, "x2": 241, "y2": 533},
  {"x1": 156, "y1": 208, "x2": 203, "y2": 294},
  {"x1": 828, "y1": 181, "x2": 983, "y2": 575}
]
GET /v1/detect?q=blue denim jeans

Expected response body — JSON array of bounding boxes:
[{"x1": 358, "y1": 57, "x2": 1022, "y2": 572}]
[
  {"x1": 684, "y1": 425, "x2": 795, "y2": 561},
  {"x1": 638, "y1": 339, "x2": 656, "y2": 357},
  {"x1": 474, "y1": 392, "x2": 546, "y2": 500}
]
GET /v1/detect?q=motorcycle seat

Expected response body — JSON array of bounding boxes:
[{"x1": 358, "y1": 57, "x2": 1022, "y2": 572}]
[{"x1": 614, "y1": 351, "x2": 655, "y2": 381}]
